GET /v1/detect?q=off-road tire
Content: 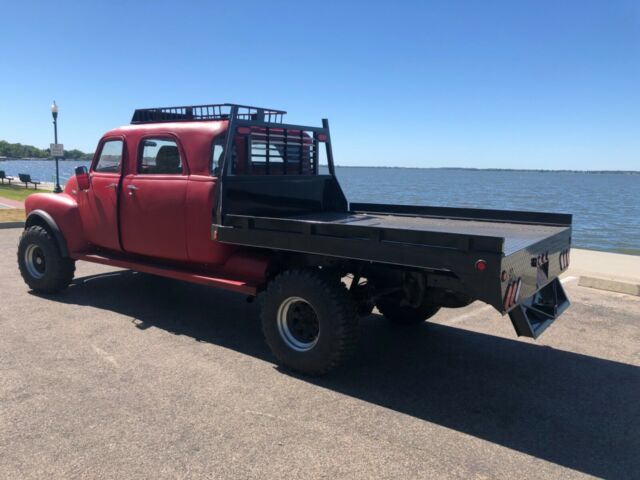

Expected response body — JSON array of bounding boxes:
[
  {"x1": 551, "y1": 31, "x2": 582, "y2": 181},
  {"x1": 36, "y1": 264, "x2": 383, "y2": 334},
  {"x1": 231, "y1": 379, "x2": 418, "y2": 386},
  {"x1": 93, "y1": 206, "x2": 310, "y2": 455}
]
[
  {"x1": 261, "y1": 269, "x2": 359, "y2": 376},
  {"x1": 17, "y1": 226, "x2": 75, "y2": 293},
  {"x1": 376, "y1": 294, "x2": 440, "y2": 326}
]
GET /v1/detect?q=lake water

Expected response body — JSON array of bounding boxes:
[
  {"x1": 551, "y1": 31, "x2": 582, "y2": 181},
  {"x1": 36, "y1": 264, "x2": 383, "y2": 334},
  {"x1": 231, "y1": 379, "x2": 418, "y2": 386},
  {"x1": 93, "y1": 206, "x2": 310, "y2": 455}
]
[
  {"x1": 2, "y1": 160, "x2": 638, "y2": 254},
  {"x1": 0, "y1": 159, "x2": 92, "y2": 184}
]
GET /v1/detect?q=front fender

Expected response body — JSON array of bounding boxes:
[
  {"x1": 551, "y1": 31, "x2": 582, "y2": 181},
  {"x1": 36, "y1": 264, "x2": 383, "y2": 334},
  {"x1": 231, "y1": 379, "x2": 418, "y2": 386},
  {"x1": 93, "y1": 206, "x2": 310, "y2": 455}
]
[{"x1": 25, "y1": 193, "x2": 88, "y2": 255}]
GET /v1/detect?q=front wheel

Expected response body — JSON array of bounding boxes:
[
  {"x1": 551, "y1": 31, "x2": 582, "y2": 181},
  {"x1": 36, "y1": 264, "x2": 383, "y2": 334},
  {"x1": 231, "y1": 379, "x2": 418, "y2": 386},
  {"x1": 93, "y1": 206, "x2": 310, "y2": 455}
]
[
  {"x1": 261, "y1": 269, "x2": 359, "y2": 376},
  {"x1": 17, "y1": 226, "x2": 75, "y2": 293}
]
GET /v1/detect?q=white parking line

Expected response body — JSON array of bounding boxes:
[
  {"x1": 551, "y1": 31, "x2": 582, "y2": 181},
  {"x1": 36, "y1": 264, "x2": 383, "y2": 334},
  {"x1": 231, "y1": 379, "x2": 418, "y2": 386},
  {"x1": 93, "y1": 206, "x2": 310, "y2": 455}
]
[
  {"x1": 446, "y1": 304, "x2": 494, "y2": 324},
  {"x1": 91, "y1": 344, "x2": 120, "y2": 368}
]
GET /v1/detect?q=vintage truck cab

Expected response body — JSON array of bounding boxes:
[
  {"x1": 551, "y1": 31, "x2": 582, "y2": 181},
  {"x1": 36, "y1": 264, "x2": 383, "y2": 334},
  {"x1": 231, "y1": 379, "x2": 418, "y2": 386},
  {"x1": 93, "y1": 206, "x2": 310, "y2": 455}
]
[{"x1": 18, "y1": 104, "x2": 571, "y2": 375}]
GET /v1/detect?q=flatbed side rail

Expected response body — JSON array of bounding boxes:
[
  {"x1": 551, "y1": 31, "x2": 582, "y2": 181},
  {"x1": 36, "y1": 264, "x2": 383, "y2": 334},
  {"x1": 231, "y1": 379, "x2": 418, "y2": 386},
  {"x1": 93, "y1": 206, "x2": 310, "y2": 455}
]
[
  {"x1": 216, "y1": 213, "x2": 505, "y2": 271},
  {"x1": 351, "y1": 203, "x2": 572, "y2": 227},
  {"x1": 215, "y1": 213, "x2": 507, "y2": 304},
  {"x1": 221, "y1": 214, "x2": 505, "y2": 253}
]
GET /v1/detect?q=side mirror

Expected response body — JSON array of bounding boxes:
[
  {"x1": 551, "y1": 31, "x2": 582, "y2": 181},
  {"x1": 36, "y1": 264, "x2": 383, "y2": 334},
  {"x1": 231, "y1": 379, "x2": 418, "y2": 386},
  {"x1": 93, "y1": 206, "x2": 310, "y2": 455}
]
[{"x1": 75, "y1": 166, "x2": 90, "y2": 191}]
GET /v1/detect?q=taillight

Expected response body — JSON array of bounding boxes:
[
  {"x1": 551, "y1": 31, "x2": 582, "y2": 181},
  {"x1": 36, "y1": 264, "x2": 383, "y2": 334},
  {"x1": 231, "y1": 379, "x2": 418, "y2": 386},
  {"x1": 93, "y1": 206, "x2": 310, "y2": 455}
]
[
  {"x1": 504, "y1": 283, "x2": 515, "y2": 310},
  {"x1": 475, "y1": 259, "x2": 487, "y2": 272},
  {"x1": 559, "y1": 249, "x2": 571, "y2": 270}
]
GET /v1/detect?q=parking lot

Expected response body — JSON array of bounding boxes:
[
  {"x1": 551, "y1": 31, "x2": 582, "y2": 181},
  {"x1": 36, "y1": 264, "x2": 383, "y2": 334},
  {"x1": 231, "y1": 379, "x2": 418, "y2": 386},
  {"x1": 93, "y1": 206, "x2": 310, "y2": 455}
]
[{"x1": 1, "y1": 227, "x2": 639, "y2": 479}]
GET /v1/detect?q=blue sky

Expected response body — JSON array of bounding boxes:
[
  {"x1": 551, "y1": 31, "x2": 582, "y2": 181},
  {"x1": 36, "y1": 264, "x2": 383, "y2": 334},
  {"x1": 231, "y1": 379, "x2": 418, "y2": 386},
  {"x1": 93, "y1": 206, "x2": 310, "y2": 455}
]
[{"x1": 1, "y1": 0, "x2": 638, "y2": 169}]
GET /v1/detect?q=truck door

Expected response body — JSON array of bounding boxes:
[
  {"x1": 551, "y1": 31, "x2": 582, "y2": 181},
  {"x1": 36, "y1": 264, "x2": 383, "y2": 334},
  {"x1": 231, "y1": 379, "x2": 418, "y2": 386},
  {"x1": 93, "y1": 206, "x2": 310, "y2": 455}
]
[
  {"x1": 120, "y1": 137, "x2": 189, "y2": 261},
  {"x1": 78, "y1": 138, "x2": 123, "y2": 251}
]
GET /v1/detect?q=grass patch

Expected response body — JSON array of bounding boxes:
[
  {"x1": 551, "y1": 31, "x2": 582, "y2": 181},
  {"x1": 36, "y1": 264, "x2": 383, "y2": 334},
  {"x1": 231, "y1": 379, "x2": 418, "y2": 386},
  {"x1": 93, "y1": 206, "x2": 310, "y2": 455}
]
[
  {"x1": 0, "y1": 209, "x2": 25, "y2": 223},
  {"x1": 0, "y1": 183, "x2": 40, "y2": 202}
]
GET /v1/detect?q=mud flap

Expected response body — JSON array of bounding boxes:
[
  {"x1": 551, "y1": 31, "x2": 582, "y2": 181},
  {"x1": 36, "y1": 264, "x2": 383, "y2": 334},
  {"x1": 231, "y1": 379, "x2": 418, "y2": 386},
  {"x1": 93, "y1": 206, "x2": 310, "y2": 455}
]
[{"x1": 508, "y1": 278, "x2": 570, "y2": 338}]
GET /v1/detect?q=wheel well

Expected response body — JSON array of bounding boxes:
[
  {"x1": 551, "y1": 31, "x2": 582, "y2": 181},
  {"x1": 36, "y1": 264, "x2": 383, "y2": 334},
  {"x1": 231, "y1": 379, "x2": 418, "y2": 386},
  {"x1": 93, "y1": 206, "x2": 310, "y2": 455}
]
[
  {"x1": 25, "y1": 211, "x2": 70, "y2": 257},
  {"x1": 265, "y1": 252, "x2": 474, "y2": 309}
]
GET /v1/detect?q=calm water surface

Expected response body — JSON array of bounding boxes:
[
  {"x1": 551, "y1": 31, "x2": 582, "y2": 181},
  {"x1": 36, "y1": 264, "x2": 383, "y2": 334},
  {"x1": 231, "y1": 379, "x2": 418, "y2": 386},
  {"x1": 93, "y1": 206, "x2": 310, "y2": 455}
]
[
  {"x1": 335, "y1": 167, "x2": 640, "y2": 254},
  {"x1": 2, "y1": 160, "x2": 638, "y2": 254}
]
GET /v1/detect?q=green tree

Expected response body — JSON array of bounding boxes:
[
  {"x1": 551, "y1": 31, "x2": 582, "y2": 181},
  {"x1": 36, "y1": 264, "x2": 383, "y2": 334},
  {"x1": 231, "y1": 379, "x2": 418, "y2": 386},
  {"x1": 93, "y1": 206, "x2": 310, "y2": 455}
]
[{"x1": 0, "y1": 140, "x2": 91, "y2": 160}]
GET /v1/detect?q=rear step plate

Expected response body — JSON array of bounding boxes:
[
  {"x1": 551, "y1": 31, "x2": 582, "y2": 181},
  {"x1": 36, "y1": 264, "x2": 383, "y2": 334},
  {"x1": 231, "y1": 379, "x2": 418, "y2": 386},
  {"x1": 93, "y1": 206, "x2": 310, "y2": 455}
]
[{"x1": 508, "y1": 278, "x2": 570, "y2": 338}]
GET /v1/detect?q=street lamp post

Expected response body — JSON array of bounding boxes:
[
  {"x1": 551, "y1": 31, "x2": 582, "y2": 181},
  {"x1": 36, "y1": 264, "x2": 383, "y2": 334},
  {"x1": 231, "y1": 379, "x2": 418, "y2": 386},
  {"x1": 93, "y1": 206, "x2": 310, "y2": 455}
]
[{"x1": 51, "y1": 101, "x2": 62, "y2": 193}]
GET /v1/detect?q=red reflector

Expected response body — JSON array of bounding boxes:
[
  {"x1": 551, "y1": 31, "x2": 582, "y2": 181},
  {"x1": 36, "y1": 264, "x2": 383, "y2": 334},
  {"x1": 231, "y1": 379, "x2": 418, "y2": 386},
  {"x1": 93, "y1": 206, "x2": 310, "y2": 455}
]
[
  {"x1": 317, "y1": 133, "x2": 327, "y2": 142},
  {"x1": 560, "y1": 250, "x2": 569, "y2": 270},
  {"x1": 237, "y1": 127, "x2": 251, "y2": 134},
  {"x1": 504, "y1": 282, "x2": 515, "y2": 310},
  {"x1": 475, "y1": 259, "x2": 487, "y2": 272}
]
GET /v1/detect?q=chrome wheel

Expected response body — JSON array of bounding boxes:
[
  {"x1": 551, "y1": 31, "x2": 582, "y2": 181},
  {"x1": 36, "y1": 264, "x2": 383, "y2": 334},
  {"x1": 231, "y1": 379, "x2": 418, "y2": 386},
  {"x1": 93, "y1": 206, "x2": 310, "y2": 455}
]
[
  {"x1": 24, "y1": 244, "x2": 46, "y2": 279},
  {"x1": 276, "y1": 296, "x2": 320, "y2": 352}
]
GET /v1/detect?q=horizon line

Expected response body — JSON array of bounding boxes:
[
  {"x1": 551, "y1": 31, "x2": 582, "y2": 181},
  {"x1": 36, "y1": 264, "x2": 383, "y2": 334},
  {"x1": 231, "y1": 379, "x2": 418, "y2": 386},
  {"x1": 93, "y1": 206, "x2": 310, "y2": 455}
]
[
  {"x1": 332, "y1": 165, "x2": 640, "y2": 174},
  {"x1": 2, "y1": 157, "x2": 639, "y2": 174}
]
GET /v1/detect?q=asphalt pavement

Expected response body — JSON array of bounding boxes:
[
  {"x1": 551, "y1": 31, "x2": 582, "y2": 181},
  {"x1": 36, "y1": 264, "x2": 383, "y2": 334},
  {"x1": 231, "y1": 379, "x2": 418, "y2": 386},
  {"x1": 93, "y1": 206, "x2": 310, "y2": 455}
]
[{"x1": 1, "y1": 227, "x2": 638, "y2": 479}]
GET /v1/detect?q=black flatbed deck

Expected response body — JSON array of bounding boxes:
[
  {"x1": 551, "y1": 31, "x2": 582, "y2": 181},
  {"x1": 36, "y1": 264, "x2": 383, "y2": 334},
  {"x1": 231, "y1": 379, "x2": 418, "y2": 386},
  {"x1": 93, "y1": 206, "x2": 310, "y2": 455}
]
[
  {"x1": 216, "y1": 202, "x2": 571, "y2": 268},
  {"x1": 288, "y1": 211, "x2": 567, "y2": 256}
]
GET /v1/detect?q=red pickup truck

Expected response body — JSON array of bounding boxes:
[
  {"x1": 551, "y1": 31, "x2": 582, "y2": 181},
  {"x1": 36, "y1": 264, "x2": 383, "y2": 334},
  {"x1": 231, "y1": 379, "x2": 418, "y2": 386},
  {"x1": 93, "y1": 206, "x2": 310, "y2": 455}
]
[{"x1": 18, "y1": 104, "x2": 571, "y2": 375}]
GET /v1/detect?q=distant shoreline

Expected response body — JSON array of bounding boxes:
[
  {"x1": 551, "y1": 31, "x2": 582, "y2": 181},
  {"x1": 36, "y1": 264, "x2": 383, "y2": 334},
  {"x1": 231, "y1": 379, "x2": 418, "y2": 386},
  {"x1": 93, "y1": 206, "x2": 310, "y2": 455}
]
[
  {"x1": 334, "y1": 165, "x2": 640, "y2": 174},
  {"x1": 2, "y1": 158, "x2": 638, "y2": 174},
  {"x1": 0, "y1": 157, "x2": 91, "y2": 162}
]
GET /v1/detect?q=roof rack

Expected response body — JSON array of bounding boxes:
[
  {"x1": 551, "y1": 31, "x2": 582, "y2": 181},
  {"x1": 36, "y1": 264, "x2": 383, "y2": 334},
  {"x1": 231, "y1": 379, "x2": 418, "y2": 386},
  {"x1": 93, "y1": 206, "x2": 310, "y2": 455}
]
[{"x1": 130, "y1": 103, "x2": 286, "y2": 124}]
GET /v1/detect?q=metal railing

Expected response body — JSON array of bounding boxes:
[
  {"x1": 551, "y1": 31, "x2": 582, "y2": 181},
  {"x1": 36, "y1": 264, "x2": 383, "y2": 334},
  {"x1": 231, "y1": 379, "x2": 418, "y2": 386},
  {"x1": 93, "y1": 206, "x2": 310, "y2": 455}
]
[{"x1": 131, "y1": 103, "x2": 286, "y2": 124}]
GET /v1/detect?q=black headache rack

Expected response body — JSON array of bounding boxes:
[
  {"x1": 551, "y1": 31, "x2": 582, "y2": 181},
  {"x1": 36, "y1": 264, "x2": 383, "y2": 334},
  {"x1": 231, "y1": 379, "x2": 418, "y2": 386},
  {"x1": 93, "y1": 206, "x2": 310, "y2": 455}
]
[{"x1": 212, "y1": 105, "x2": 343, "y2": 224}]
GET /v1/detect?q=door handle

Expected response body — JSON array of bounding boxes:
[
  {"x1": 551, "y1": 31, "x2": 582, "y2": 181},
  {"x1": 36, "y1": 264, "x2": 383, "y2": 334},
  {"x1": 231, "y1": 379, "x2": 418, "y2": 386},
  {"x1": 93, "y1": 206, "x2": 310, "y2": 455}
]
[
  {"x1": 127, "y1": 184, "x2": 139, "y2": 196},
  {"x1": 106, "y1": 183, "x2": 118, "y2": 189}
]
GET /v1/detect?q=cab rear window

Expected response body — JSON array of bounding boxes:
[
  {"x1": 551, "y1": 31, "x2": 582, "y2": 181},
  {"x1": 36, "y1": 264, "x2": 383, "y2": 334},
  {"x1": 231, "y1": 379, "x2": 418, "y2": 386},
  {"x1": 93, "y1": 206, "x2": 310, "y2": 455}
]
[{"x1": 226, "y1": 128, "x2": 320, "y2": 175}]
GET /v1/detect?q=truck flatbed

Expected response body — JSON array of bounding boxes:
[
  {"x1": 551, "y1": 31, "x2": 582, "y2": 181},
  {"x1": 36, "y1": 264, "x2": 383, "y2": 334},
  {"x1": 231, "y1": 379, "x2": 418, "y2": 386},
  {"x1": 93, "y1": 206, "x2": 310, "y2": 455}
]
[
  {"x1": 287, "y1": 210, "x2": 567, "y2": 257},
  {"x1": 217, "y1": 199, "x2": 570, "y2": 262},
  {"x1": 216, "y1": 199, "x2": 571, "y2": 339}
]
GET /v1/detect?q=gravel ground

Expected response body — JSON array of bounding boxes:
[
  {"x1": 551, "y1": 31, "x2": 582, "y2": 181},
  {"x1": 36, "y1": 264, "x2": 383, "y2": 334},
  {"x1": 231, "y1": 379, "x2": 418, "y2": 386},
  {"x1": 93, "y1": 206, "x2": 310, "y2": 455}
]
[{"x1": 1, "y1": 227, "x2": 638, "y2": 479}]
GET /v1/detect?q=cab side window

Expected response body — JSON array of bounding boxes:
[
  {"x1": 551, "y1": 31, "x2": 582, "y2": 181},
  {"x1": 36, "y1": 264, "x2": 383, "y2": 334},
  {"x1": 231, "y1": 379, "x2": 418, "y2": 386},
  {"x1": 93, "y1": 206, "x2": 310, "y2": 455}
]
[
  {"x1": 139, "y1": 139, "x2": 183, "y2": 174},
  {"x1": 94, "y1": 140, "x2": 123, "y2": 173}
]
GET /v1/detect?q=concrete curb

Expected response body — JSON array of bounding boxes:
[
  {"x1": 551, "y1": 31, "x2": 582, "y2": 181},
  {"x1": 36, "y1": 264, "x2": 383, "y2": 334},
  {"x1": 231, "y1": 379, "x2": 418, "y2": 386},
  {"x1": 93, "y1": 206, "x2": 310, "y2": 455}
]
[
  {"x1": 579, "y1": 276, "x2": 640, "y2": 297},
  {"x1": 0, "y1": 222, "x2": 25, "y2": 229}
]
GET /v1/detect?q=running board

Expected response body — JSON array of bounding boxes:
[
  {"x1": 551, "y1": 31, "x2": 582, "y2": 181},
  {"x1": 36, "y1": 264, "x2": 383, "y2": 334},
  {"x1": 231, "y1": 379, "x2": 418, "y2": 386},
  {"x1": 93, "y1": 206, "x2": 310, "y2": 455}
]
[
  {"x1": 73, "y1": 253, "x2": 257, "y2": 296},
  {"x1": 508, "y1": 278, "x2": 570, "y2": 338}
]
